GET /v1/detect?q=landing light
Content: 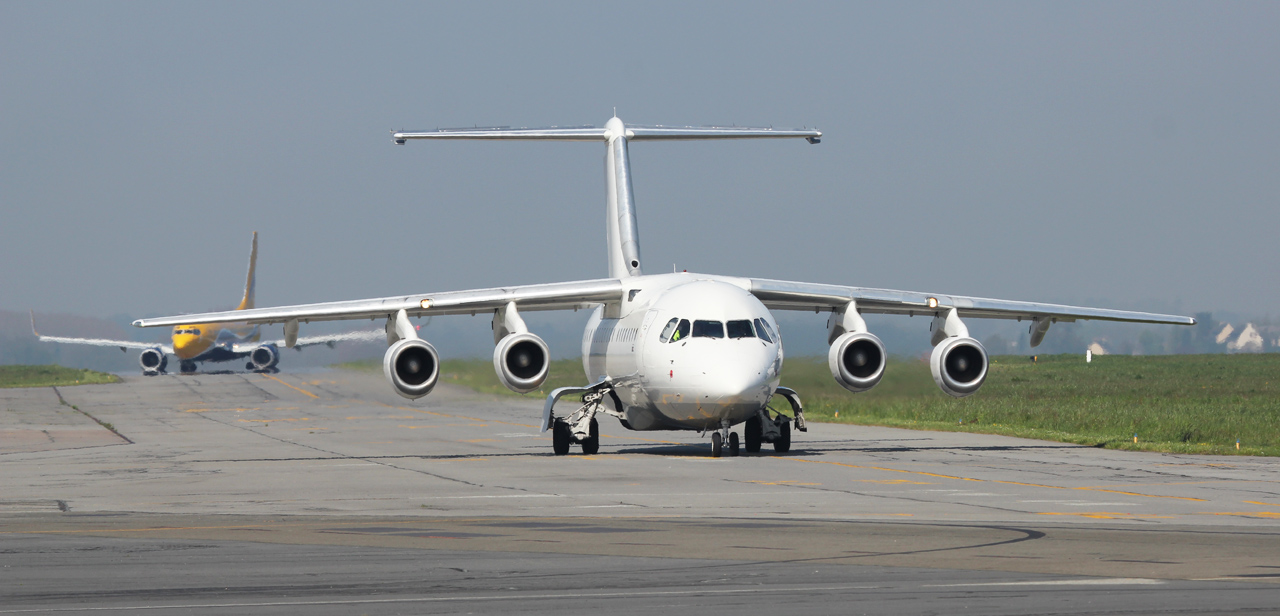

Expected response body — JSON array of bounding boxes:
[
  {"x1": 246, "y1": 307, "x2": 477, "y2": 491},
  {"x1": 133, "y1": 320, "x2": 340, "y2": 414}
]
[
  {"x1": 420, "y1": 299, "x2": 433, "y2": 309},
  {"x1": 927, "y1": 297, "x2": 939, "y2": 309}
]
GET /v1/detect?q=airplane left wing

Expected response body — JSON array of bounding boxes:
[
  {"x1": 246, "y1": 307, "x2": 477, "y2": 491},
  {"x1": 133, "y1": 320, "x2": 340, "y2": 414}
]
[
  {"x1": 31, "y1": 311, "x2": 173, "y2": 353},
  {"x1": 134, "y1": 279, "x2": 625, "y2": 329},
  {"x1": 748, "y1": 279, "x2": 1195, "y2": 326}
]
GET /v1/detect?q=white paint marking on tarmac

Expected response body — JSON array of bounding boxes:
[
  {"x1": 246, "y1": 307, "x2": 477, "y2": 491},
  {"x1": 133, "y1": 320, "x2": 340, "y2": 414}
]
[
  {"x1": 0, "y1": 584, "x2": 883, "y2": 613},
  {"x1": 926, "y1": 578, "x2": 1165, "y2": 587}
]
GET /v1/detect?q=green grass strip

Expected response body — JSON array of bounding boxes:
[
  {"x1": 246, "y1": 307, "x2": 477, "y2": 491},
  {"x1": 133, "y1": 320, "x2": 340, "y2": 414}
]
[{"x1": 0, "y1": 365, "x2": 120, "y2": 388}]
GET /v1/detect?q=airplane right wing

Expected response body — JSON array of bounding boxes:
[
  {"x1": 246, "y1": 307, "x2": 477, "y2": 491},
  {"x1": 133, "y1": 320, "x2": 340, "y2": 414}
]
[
  {"x1": 133, "y1": 279, "x2": 625, "y2": 329},
  {"x1": 32, "y1": 311, "x2": 172, "y2": 353}
]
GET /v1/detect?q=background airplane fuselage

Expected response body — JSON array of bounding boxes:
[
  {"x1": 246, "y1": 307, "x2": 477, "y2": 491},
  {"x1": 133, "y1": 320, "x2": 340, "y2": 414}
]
[
  {"x1": 170, "y1": 322, "x2": 261, "y2": 362},
  {"x1": 583, "y1": 273, "x2": 783, "y2": 431}
]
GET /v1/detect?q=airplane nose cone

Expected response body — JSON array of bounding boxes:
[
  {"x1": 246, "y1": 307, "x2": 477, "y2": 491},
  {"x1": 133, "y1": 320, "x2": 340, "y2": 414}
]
[
  {"x1": 697, "y1": 344, "x2": 776, "y2": 402},
  {"x1": 172, "y1": 334, "x2": 197, "y2": 356}
]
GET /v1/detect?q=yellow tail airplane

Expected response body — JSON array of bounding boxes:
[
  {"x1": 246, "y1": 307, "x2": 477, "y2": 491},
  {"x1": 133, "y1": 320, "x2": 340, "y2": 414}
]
[{"x1": 33, "y1": 232, "x2": 381, "y2": 375}]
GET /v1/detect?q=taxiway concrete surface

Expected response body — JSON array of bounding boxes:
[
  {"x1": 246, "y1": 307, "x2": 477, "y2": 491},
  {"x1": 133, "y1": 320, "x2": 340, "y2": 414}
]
[{"x1": 2, "y1": 370, "x2": 1278, "y2": 614}]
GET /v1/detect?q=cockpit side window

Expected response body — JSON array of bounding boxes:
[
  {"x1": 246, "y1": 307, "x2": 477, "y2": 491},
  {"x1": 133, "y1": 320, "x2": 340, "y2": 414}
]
[
  {"x1": 753, "y1": 318, "x2": 775, "y2": 343},
  {"x1": 192, "y1": 329, "x2": 201, "y2": 336},
  {"x1": 659, "y1": 318, "x2": 679, "y2": 342},
  {"x1": 691, "y1": 320, "x2": 725, "y2": 338},
  {"x1": 670, "y1": 319, "x2": 690, "y2": 342},
  {"x1": 726, "y1": 320, "x2": 755, "y2": 339}
]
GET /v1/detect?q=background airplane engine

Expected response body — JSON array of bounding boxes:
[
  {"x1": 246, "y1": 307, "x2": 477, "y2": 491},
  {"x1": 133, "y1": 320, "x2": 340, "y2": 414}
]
[
  {"x1": 383, "y1": 338, "x2": 440, "y2": 399},
  {"x1": 138, "y1": 348, "x2": 167, "y2": 375},
  {"x1": 827, "y1": 331, "x2": 886, "y2": 393},
  {"x1": 249, "y1": 344, "x2": 281, "y2": 371},
  {"x1": 930, "y1": 336, "x2": 988, "y2": 397},
  {"x1": 493, "y1": 332, "x2": 550, "y2": 394}
]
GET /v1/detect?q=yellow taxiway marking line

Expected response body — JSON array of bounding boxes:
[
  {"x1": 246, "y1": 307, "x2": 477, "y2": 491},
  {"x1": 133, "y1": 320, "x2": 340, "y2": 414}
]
[
  {"x1": 239, "y1": 418, "x2": 310, "y2": 423},
  {"x1": 1206, "y1": 511, "x2": 1280, "y2": 518},
  {"x1": 851, "y1": 479, "x2": 932, "y2": 485},
  {"x1": 260, "y1": 374, "x2": 320, "y2": 399},
  {"x1": 1244, "y1": 500, "x2": 1280, "y2": 508},
  {"x1": 786, "y1": 458, "x2": 1207, "y2": 502}
]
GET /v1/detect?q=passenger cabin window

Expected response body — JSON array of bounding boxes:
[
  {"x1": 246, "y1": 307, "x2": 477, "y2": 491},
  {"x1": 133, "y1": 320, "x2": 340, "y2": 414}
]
[
  {"x1": 726, "y1": 320, "x2": 755, "y2": 339},
  {"x1": 753, "y1": 318, "x2": 775, "y2": 343},
  {"x1": 691, "y1": 320, "x2": 724, "y2": 339}
]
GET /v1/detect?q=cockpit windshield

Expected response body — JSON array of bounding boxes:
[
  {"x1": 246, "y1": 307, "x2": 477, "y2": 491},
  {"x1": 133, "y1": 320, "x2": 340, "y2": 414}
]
[
  {"x1": 691, "y1": 320, "x2": 725, "y2": 338},
  {"x1": 753, "y1": 318, "x2": 778, "y2": 343},
  {"x1": 660, "y1": 318, "x2": 691, "y2": 343},
  {"x1": 726, "y1": 320, "x2": 755, "y2": 339}
]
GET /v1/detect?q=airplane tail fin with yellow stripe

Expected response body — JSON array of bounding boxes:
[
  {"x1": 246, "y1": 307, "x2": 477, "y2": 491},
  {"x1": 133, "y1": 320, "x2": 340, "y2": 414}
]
[{"x1": 237, "y1": 232, "x2": 258, "y2": 311}]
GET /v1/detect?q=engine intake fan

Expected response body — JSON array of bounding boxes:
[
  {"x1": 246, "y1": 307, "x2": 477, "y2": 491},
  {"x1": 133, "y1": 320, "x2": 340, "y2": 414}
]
[
  {"x1": 930, "y1": 336, "x2": 988, "y2": 397},
  {"x1": 248, "y1": 344, "x2": 280, "y2": 372},
  {"x1": 828, "y1": 331, "x2": 886, "y2": 393},
  {"x1": 494, "y1": 332, "x2": 549, "y2": 394},
  {"x1": 383, "y1": 338, "x2": 440, "y2": 399},
  {"x1": 139, "y1": 348, "x2": 168, "y2": 375}
]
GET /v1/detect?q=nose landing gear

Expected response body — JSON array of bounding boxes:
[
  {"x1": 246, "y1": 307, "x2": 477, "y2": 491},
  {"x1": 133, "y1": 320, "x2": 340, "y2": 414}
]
[{"x1": 710, "y1": 420, "x2": 741, "y2": 458}]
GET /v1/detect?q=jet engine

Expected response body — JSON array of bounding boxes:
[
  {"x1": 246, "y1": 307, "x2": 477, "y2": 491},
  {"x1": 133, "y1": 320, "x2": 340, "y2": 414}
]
[
  {"x1": 248, "y1": 344, "x2": 280, "y2": 372},
  {"x1": 383, "y1": 338, "x2": 440, "y2": 399},
  {"x1": 828, "y1": 331, "x2": 886, "y2": 393},
  {"x1": 930, "y1": 336, "x2": 988, "y2": 398},
  {"x1": 139, "y1": 348, "x2": 168, "y2": 376},
  {"x1": 493, "y1": 332, "x2": 550, "y2": 394}
]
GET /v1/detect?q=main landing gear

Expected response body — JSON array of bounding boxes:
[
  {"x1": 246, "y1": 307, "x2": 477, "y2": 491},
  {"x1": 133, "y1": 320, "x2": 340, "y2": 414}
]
[
  {"x1": 720, "y1": 388, "x2": 807, "y2": 457},
  {"x1": 548, "y1": 386, "x2": 617, "y2": 456}
]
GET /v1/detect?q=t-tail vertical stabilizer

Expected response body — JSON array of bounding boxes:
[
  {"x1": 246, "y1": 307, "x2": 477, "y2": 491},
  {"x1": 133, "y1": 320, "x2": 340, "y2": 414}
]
[
  {"x1": 237, "y1": 232, "x2": 258, "y2": 311},
  {"x1": 391, "y1": 118, "x2": 822, "y2": 279}
]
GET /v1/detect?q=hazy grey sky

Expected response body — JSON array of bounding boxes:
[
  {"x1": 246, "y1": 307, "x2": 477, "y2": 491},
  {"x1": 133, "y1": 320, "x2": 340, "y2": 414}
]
[{"x1": 3, "y1": 2, "x2": 1277, "y2": 321}]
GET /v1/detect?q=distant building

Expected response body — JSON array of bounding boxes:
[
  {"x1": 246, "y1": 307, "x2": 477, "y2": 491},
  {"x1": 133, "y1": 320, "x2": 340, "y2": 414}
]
[
  {"x1": 1228, "y1": 323, "x2": 1264, "y2": 353},
  {"x1": 1087, "y1": 341, "x2": 1108, "y2": 356},
  {"x1": 1215, "y1": 324, "x2": 1235, "y2": 345}
]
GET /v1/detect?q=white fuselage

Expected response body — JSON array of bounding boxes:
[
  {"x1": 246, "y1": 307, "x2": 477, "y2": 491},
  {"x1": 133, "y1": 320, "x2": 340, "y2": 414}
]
[{"x1": 581, "y1": 273, "x2": 784, "y2": 431}]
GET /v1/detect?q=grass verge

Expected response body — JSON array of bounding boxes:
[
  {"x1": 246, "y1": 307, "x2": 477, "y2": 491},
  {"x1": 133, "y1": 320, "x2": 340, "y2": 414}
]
[
  {"x1": 0, "y1": 365, "x2": 120, "y2": 388},
  {"x1": 793, "y1": 353, "x2": 1280, "y2": 456},
  {"x1": 335, "y1": 353, "x2": 1280, "y2": 456}
]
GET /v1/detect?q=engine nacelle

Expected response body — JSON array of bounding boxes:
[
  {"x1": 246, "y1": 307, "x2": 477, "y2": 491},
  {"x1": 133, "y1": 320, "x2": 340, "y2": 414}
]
[
  {"x1": 383, "y1": 338, "x2": 440, "y2": 399},
  {"x1": 249, "y1": 344, "x2": 281, "y2": 371},
  {"x1": 828, "y1": 331, "x2": 886, "y2": 393},
  {"x1": 494, "y1": 332, "x2": 550, "y2": 394},
  {"x1": 139, "y1": 348, "x2": 168, "y2": 375},
  {"x1": 930, "y1": 336, "x2": 988, "y2": 398}
]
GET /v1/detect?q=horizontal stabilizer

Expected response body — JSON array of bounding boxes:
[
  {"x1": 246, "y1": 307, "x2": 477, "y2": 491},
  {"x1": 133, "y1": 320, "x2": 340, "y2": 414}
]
[{"x1": 393, "y1": 121, "x2": 821, "y2": 144}]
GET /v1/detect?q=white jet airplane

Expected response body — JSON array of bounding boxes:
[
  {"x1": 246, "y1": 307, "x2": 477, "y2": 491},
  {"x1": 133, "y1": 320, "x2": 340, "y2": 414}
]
[{"x1": 134, "y1": 117, "x2": 1195, "y2": 457}]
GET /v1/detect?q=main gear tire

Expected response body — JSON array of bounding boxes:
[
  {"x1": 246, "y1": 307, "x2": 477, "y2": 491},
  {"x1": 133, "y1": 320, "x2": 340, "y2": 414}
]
[
  {"x1": 773, "y1": 420, "x2": 791, "y2": 454},
  {"x1": 580, "y1": 418, "x2": 600, "y2": 455},
  {"x1": 744, "y1": 415, "x2": 762, "y2": 453},
  {"x1": 552, "y1": 420, "x2": 572, "y2": 456}
]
